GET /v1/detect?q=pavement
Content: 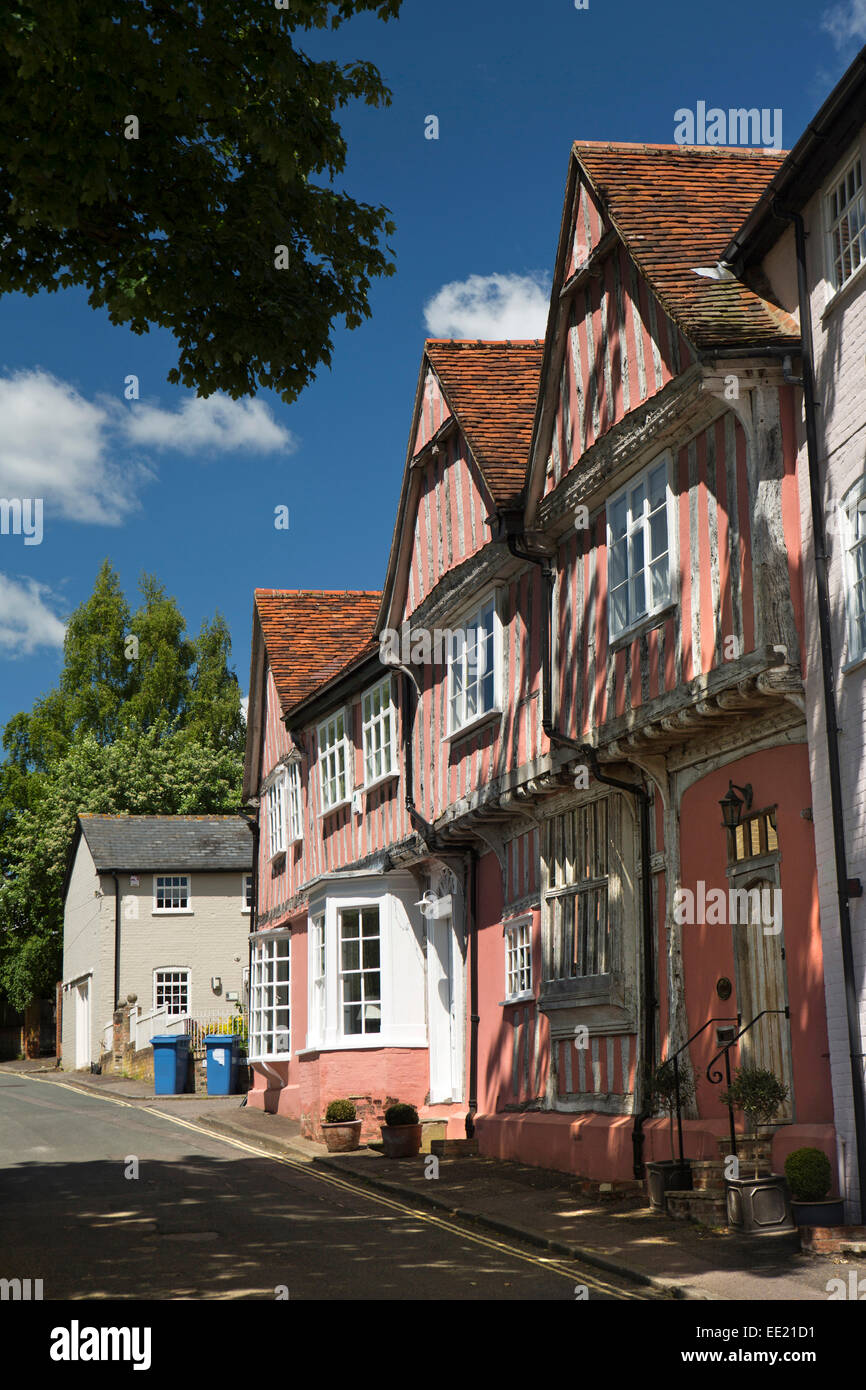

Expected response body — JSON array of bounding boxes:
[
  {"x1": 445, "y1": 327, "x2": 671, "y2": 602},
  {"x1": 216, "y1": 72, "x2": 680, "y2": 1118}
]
[{"x1": 13, "y1": 1059, "x2": 865, "y2": 1301}]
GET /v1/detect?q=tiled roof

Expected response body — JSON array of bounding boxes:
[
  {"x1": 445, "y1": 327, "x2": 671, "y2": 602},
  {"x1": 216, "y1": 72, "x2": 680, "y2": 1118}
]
[
  {"x1": 77, "y1": 814, "x2": 252, "y2": 871},
  {"x1": 425, "y1": 340, "x2": 544, "y2": 504},
  {"x1": 574, "y1": 143, "x2": 800, "y2": 349},
  {"x1": 255, "y1": 590, "x2": 382, "y2": 717}
]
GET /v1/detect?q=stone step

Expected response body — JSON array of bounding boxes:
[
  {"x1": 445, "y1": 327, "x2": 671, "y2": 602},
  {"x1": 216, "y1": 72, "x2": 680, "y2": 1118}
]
[
  {"x1": 430, "y1": 1138, "x2": 479, "y2": 1158},
  {"x1": 666, "y1": 1189, "x2": 728, "y2": 1225},
  {"x1": 690, "y1": 1159, "x2": 727, "y2": 1192}
]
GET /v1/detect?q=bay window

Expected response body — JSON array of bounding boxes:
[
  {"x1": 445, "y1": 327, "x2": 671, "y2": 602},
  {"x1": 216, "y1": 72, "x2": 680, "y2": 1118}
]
[
  {"x1": 249, "y1": 934, "x2": 291, "y2": 1060},
  {"x1": 339, "y1": 906, "x2": 381, "y2": 1035}
]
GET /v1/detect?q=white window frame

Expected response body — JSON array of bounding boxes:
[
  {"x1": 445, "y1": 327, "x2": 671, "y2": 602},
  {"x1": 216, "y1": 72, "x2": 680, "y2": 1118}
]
[
  {"x1": 153, "y1": 967, "x2": 190, "y2": 1017},
  {"x1": 504, "y1": 916, "x2": 533, "y2": 1003},
  {"x1": 825, "y1": 150, "x2": 866, "y2": 296},
  {"x1": 338, "y1": 904, "x2": 382, "y2": 1037},
  {"x1": 362, "y1": 675, "x2": 397, "y2": 787},
  {"x1": 446, "y1": 591, "x2": 502, "y2": 736},
  {"x1": 266, "y1": 772, "x2": 287, "y2": 858},
  {"x1": 152, "y1": 874, "x2": 192, "y2": 914},
  {"x1": 841, "y1": 474, "x2": 866, "y2": 665},
  {"x1": 242, "y1": 873, "x2": 253, "y2": 913},
  {"x1": 606, "y1": 452, "x2": 675, "y2": 642},
  {"x1": 317, "y1": 708, "x2": 352, "y2": 814},
  {"x1": 286, "y1": 760, "x2": 304, "y2": 842},
  {"x1": 307, "y1": 911, "x2": 326, "y2": 1048},
  {"x1": 248, "y1": 932, "x2": 291, "y2": 1062}
]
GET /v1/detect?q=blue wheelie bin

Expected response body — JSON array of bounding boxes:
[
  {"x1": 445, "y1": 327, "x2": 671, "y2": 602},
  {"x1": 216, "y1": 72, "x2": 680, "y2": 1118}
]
[
  {"x1": 151, "y1": 1033, "x2": 191, "y2": 1095},
  {"x1": 205, "y1": 1034, "x2": 240, "y2": 1095}
]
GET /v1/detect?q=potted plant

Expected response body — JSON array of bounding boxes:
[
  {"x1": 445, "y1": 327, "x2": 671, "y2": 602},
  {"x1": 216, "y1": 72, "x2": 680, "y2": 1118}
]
[
  {"x1": 321, "y1": 1098, "x2": 363, "y2": 1153},
  {"x1": 719, "y1": 1065, "x2": 795, "y2": 1234},
  {"x1": 381, "y1": 1101, "x2": 422, "y2": 1158},
  {"x1": 645, "y1": 1060, "x2": 695, "y2": 1210},
  {"x1": 784, "y1": 1147, "x2": 843, "y2": 1226}
]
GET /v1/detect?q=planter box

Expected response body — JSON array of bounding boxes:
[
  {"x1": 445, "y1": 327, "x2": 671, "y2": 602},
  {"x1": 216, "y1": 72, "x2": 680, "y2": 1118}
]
[
  {"x1": 646, "y1": 1160, "x2": 693, "y2": 1211},
  {"x1": 322, "y1": 1119, "x2": 363, "y2": 1153},
  {"x1": 791, "y1": 1197, "x2": 844, "y2": 1227},
  {"x1": 726, "y1": 1174, "x2": 795, "y2": 1235},
  {"x1": 381, "y1": 1124, "x2": 423, "y2": 1159}
]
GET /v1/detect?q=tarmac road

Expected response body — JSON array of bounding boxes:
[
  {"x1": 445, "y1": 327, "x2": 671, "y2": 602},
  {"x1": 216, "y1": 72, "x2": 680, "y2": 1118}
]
[{"x1": 0, "y1": 1073, "x2": 655, "y2": 1301}]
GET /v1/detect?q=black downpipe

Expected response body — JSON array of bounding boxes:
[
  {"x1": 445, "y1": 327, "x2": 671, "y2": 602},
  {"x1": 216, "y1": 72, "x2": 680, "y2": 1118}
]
[
  {"x1": 507, "y1": 535, "x2": 656, "y2": 1178},
  {"x1": 774, "y1": 202, "x2": 866, "y2": 1217}
]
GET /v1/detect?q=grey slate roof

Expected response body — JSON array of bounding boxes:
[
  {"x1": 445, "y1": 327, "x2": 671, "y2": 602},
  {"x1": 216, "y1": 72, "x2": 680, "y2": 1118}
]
[{"x1": 77, "y1": 814, "x2": 252, "y2": 872}]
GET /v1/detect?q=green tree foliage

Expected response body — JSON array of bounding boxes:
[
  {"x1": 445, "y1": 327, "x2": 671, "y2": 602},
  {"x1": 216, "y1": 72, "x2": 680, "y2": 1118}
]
[
  {"x1": 0, "y1": 0, "x2": 400, "y2": 402},
  {"x1": 0, "y1": 562, "x2": 246, "y2": 1008}
]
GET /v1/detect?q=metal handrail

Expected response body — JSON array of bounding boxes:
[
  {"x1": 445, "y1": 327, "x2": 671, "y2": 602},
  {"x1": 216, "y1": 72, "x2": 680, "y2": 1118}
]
[
  {"x1": 705, "y1": 1007, "x2": 790, "y2": 1158},
  {"x1": 659, "y1": 1008, "x2": 789, "y2": 1165},
  {"x1": 658, "y1": 1017, "x2": 739, "y2": 1166}
]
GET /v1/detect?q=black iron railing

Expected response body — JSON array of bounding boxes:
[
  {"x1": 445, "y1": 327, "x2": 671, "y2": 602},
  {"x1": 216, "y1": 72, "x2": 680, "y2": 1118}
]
[
  {"x1": 659, "y1": 1007, "x2": 790, "y2": 1165},
  {"x1": 704, "y1": 1007, "x2": 790, "y2": 1158}
]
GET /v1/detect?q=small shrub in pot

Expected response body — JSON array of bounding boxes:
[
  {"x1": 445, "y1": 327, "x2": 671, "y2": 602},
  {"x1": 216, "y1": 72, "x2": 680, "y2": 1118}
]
[
  {"x1": 645, "y1": 1060, "x2": 695, "y2": 1208},
  {"x1": 381, "y1": 1101, "x2": 422, "y2": 1158},
  {"x1": 718, "y1": 1066, "x2": 794, "y2": 1235},
  {"x1": 784, "y1": 1147, "x2": 843, "y2": 1226},
  {"x1": 326, "y1": 1099, "x2": 357, "y2": 1124},
  {"x1": 322, "y1": 1098, "x2": 363, "y2": 1153},
  {"x1": 719, "y1": 1066, "x2": 789, "y2": 1178}
]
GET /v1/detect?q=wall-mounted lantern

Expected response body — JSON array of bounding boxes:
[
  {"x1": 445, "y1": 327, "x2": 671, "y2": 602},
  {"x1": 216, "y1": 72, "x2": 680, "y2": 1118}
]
[{"x1": 719, "y1": 780, "x2": 753, "y2": 830}]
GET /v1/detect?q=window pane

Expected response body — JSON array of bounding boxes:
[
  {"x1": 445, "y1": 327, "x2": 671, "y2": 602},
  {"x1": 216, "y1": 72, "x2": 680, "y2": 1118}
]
[
  {"x1": 609, "y1": 495, "x2": 627, "y2": 541},
  {"x1": 610, "y1": 585, "x2": 628, "y2": 635},
  {"x1": 648, "y1": 464, "x2": 667, "y2": 511},
  {"x1": 609, "y1": 538, "x2": 627, "y2": 588},
  {"x1": 650, "y1": 557, "x2": 669, "y2": 607},
  {"x1": 649, "y1": 508, "x2": 667, "y2": 560}
]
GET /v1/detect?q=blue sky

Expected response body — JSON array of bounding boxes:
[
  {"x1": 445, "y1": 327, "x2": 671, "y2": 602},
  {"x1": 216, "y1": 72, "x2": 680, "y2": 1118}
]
[{"x1": 1, "y1": 0, "x2": 862, "y2": 735}]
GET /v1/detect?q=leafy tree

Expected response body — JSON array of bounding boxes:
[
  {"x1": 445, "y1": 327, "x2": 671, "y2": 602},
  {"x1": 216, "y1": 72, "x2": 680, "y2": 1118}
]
[
  {"x1": 0, "y1": 0, "x2": 400, "y2": 402},
  {"x1": 0, "y1": 562, "x2": 246, "y2": 1007}
]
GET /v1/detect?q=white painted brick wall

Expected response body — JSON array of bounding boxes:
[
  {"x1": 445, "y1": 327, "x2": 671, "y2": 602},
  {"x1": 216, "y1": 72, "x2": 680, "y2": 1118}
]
[{"x1": 768, "y1": 129, "x2": 866, "y2": 1218}]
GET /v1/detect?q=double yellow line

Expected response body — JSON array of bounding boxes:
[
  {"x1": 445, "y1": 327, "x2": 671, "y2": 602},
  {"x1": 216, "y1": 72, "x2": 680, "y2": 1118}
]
[{"x1": 20, "y1": 1072, "x2": 651, "y2": 1300}]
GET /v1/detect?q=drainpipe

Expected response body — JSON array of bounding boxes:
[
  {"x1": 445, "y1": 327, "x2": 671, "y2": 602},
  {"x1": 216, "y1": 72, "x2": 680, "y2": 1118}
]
[
  {"x1": 507, "y1": 533, "x2": 656, "y2": 1178},
  {"x1": 774, "y1": 201, "x2": 866, "y2": 1219}
]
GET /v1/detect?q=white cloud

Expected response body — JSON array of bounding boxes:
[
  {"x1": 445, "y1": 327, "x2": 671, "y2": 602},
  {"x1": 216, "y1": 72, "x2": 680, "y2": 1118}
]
[
  {"x1": 0, "y1": 369, "x2": 295, "y2": 527},
  {"x1": 0, "y1": 573, "x2": 66, "y2": 656},
  {"x1": 821, "y1": 0, "x2": 866, "y2": 46},
  {"x1": 241, "y1": 695, "x2": 249, "y2": 724},
  {"x1": 0, "y1": 370, "x2": 143, "y2": 525},
  {"x1": 423, "y1": 272, "x2": 550, "y2": 340},
  {"x1": 122, "y1": 394, "x2": 296, "y2": 455}
]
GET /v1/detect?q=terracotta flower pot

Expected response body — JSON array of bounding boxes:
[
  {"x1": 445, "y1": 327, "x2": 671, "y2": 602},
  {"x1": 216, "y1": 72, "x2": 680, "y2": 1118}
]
[
  {"x1": 381, "y1": 1123, "x2": 423, "y2": 1158},
  {"x1": 322, "y1": 1119, "x2": 363, "y2": 1153}
]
